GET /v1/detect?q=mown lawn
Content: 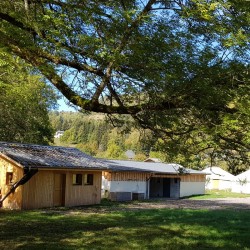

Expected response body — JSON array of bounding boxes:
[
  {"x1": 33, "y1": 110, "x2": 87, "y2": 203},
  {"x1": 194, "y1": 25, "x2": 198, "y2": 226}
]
[
  {"x1": 188, "y1": 190, "x2": 250, "y2": 200},
  {"x1": 0, "y1": 206, "x2": 250, "y2": 250}
]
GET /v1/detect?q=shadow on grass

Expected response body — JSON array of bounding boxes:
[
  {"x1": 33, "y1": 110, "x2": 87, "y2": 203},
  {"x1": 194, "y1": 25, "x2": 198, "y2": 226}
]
[{"x1": 0, "y1": 208, "x2": 250, "y2": 250}]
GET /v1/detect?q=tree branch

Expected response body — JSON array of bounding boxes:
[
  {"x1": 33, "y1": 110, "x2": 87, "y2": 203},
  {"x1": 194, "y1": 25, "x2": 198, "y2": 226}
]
[{"x1": 0, "y1": 12, "x2": 37, "y2": 36}]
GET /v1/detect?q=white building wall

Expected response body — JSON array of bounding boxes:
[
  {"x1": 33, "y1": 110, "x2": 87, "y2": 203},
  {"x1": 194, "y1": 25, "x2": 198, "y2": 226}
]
[
  {"x1": 110, "y1": 181, "x2": 146, "y2": 194},
  {"x1": 102, "y1": 177, "x2": 206, "y2": 199},
  {"x1": 232, "y1": 181, "x2": 250, "y2": 194},
  {"x1": 180, "y1": 182, "x2": 205, "y2": 197},
  {"x1": 218, "y1": 180, "x2": 233, "y2": 191},
  {"x1": 205, "y1": 178, "x2": 233, "y2": 191},
  {"x1": 205, "y1": 178, "x2": 213, "y2": 190},
  {"x1": 232, "y1": 170, "x2": 250, "y2": 194},
  {"x1": 101, "y1": 178, "x2": 147, "y2": 198}
]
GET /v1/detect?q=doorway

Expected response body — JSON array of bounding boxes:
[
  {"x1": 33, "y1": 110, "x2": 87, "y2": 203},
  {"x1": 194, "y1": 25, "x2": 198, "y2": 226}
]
[
  {"x1": 149, "y1": 177, "x2": 180, "y2": 198},
  {"x1": 149, "y1": 177, "x2": 171, "y2": 198},
  {"x1": 163, "y1": 178, "x2": 171, "y2": 197},
  {"x1": 53, "y1": 173, "x2": 66, "y2": 206}
]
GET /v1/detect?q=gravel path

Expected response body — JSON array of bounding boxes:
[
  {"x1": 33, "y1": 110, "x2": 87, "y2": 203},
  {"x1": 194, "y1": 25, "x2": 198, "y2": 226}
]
[
  {"x1": 123, "y1": 197, "x2": 250, "y2": 210},
  {"x1": 52, "y1": 198, "x2": 250, "y2": 215},
  {"x1": 44, "y1": 197, "x2": 250, "y2": 215}
]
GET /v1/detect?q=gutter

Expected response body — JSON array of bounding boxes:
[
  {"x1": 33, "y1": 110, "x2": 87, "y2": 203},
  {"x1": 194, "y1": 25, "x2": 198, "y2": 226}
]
[{"x1": 0, "y1": 168, "x2": 38, "y2": 208}]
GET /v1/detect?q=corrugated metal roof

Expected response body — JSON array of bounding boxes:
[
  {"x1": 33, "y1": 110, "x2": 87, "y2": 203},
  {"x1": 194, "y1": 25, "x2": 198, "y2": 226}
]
[
  {"x1": 0, "y1": 142, "x2": 107, "y2": 170},
  {"x1": 103, "y1": 159, "x2": 205, "y2": 175},
  {"x1": 0, "y1": 142, "x2": 206, "y2": 175}
]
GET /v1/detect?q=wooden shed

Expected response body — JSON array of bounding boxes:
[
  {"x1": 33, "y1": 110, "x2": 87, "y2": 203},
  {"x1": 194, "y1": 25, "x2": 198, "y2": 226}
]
[
  {"x1": 102, "y1": 160, "x2": 207, "y2": 201},
  {"x1": 0, "y1": 142, "x2": 107, "y2": 210}
]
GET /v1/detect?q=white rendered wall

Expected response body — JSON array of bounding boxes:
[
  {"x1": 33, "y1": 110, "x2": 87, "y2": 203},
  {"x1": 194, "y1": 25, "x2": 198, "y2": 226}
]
[
  {"x1": 110, "y1": 181, "x2": 146, "y2": 193},
  {"x1": 180, "y1": 182, "x2": 205, "y2": 197},
  {"x1": 218, "y1": 180, "x2": 233, "y2": 191},
  {"x1": 232, "y1": 182, "x2": 250, "y2": 194},
  {"x1": 102, "y1": 179, "x2": 147, "y2": 198},
  {"x1": 205, "y1": 177, "x2": 213, "y2": 190},
  {"x1": 205, "y1": 179, "x2": 233, "y2": 191}
]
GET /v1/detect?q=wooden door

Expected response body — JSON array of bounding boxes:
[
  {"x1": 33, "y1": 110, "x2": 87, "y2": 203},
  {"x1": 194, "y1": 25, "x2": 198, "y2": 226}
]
[{"x1": 53, "y1": 174, "x2": 66, "y2": 207}]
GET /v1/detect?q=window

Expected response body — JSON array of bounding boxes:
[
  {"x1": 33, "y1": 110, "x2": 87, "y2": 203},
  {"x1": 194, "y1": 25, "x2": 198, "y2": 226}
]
[
  {"x1": 6, "y1": 172, "x2": 13, "y2": 185},
  {"x1": 84, "y1": 174, "x2": 93, "y2": 185},
  {"x1": 72, "y1": 174, "x2": 82, "y2": 185}
]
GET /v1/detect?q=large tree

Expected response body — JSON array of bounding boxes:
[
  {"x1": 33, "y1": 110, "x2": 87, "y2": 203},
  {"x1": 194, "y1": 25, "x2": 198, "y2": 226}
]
[
  {"x1": 0, "y1": 1, "x2": 249, "y2": 168},
  {"x1": 0, "y1": 51, "x2": 57, "y2": 144}
]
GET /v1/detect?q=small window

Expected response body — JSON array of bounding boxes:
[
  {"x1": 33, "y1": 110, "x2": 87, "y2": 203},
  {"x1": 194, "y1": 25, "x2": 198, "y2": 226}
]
[
  {"x1": 84, "y1": 174, "x2": 93, "y2": 185},
  {"x1": 6, "y1": 172, "x2": 13, "y2": 185},
  {"x1": 73, "y1": 174, "x2": 82, "y2": 185},
  {"x1": 174, "y1": 178, "x2": 178, "y2": 184}
]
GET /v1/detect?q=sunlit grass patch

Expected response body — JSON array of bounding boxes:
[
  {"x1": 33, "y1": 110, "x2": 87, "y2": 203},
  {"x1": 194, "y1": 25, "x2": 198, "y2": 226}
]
[
  {"x1": 187, "y1": 189, "x2": 250, "y2": 199},
  {"x1": 0, "y1": 208, "x2": 250, "y2": 250}
]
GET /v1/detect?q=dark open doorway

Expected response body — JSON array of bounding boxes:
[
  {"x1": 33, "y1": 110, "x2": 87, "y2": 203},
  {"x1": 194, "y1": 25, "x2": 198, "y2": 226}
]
[
  {"x1": 163, "y1": 178, "x2": 171, "y2": 197},
  {"x1": 149, "y1": 177, "x2": 180, "y2": 198}
]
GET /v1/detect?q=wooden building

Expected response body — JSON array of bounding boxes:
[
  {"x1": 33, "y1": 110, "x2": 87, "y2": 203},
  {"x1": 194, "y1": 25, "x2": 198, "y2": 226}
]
[
  {"x1": 0, "y1": 142, "x2": 107, "y2": 210},
  {"x1": 102, "y1": 160, "x2": 207, "y2": 201}
]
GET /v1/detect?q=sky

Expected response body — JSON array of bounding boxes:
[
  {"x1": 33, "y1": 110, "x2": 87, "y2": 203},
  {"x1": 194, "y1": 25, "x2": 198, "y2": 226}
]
[{"x1": 57, "y1": 98, "x2": 77, "y2": 112}]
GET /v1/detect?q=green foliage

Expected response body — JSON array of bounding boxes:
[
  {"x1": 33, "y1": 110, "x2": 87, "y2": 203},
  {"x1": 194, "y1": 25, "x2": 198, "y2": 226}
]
[
  {"x1": 49, "y1": 111, "x2": 152, "y2": 159},
  {"x1": 50, "y1": 111, "x2": 248, "y2": 173},
  {"x1": 0, "y1": 1, "x2": 249, "y2": 167},
  {"x1": 105, "y1": 141, "x2": 124, "y2": 159},
  {"x1": 134, "y1": 153, "x2": 147, "y2": 161},
  {"x1": 0, "y1": 51, "x2": 57, "y2": 144}
]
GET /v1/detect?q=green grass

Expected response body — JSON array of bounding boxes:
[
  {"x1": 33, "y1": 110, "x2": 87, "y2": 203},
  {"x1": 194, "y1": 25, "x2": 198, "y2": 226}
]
[
  {"x1": 1, "y1": 206, "x2": 250, "y2": 250},
  {"x1": 187, "y1": 190, "x2": 250, "y2": 200}
]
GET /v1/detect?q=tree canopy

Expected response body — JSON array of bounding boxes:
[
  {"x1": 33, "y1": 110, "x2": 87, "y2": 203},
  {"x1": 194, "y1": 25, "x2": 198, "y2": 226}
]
[
  {"x1": 0, "y1": 51, "x2": 57, "y2": 144},
  {"x1": 0, "y1": 0, "x2": 249, "y2": 168}
]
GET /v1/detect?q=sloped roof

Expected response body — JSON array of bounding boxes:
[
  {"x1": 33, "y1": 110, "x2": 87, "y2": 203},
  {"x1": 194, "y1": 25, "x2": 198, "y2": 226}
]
[
  {"x1": 0, "y1": 142, "x2": 107, "y2": 170},
  {"x1": 103, "y1": 159, "x2": 205, "y2": 175},
  {"x1": 202, "y1": 166, "x2": 235, "y2": 181},
  {"x1": 236, "y1": 169, "x2": 250, "y2": 180}
]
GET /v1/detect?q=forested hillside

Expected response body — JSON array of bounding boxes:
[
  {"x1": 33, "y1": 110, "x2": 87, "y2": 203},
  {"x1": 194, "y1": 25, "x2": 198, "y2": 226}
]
[
  {"x1": 50, "y1": 111, "x2": 249, "y2": 173},
  {"x1": 49, "y1": 111, "x2": 211, "y2": 170},
  {"x1": 49, "y1": 111, "x2": 158, "y2": 161}
]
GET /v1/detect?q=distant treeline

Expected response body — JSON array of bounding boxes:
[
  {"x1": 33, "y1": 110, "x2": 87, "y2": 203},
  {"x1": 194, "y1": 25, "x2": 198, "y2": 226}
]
[
  {"x1": 49, "y1": 111, "x2": 162, "y2": 160},
  {"x1": 49, "y1": 111, "x2": 247, "y2": 173}
]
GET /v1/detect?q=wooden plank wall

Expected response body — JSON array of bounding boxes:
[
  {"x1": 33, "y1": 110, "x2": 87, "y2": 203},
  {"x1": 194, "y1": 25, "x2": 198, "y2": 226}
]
[
  {"x1": 22, "y1": 170, "x2": 102, "y2": 209},
  {"x1": 65, "y1": 171, "x2": 102, "y2": 207},
  {"x1": 0, "y1": 157, "x2": 23, "y2": 209},
  {"x1": 22, "y1": 170, "x2": 54, "y2": 209},
  {"x1": 181, "y1": 175, "x2": 206, "y2": 182},
  {"x1": 103, "y1": 172, "x2": 150, "y2": 181},
  {"x1": 103, "y1": 171, "x2": 206, "y2": 183}
]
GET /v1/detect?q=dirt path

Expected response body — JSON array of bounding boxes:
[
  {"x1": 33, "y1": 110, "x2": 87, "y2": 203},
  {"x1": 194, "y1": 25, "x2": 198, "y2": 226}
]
[
  {"x1": 53, "y1": 198, "x2": 250, "y2": 215},
  {"x1": 123, "y1": 197, "x2": 250, "y2": 210}
]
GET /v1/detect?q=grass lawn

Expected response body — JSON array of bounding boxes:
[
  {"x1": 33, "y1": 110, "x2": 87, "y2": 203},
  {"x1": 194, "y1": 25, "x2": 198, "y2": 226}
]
[
  {"x1": 1, "y1": 205, "x2": 250, "y2": 250},
  {"x1": 188, "y1": 190, "x2": 250, "y2": 200}
]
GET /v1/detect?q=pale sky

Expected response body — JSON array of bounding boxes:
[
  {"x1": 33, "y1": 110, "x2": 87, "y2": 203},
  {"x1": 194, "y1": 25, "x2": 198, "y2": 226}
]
[{"x1": 58, "y1": 98, "x2": 77, "y2": 112}]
